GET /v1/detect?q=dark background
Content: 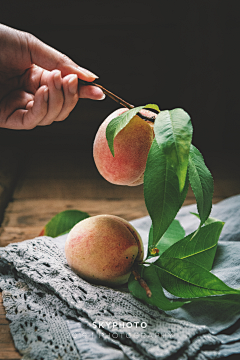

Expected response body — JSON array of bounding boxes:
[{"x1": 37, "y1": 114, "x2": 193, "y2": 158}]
[{"x1": 0, "y1": 0, "x2": 239, "y2": 158}]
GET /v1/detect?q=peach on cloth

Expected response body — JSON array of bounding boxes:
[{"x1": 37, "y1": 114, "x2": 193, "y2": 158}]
[{"x1": 65, "y1": 214, "x2": 144, "y2": 286}]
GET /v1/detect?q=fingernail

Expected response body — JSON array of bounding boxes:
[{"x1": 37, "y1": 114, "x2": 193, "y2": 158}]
[
  {"x1": 54, "y1": 71, "x2": 62, "y2": 90},
  {"x1": 77, "y1": 66, "x2": 99, "y2": 79},
  {"x1": 98, "y1": 93, "x2": 106, "y2": 100},
  {"x1": 44, "y1": 87, "x2": 49, "y2": 102},
  {"x1": 68, "y1": 74, "x2": 78, "y2": 95}
]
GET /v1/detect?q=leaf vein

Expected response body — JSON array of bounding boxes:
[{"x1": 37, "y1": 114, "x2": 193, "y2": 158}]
[{"x1": 153, "y1": 264, "x2": 232, "y2": 292}]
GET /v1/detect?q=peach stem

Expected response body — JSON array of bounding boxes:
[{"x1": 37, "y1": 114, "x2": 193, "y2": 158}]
[
  {"x1": 132, "y1": 269, "x2": 152, "y2": 298},
  {"x1": 78, "y1": 79, "x2": 156, "y2": 123},
  {"x1": 78, "y1": 79, "x2": 133, "y2": 109}
]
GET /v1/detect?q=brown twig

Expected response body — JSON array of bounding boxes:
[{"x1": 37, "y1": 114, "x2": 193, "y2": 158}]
[
  {"x1": 78, "y1": 79, "x2": 133, "y2": 109},
  {"x1": 78, "y1": 79, "x2": 156, "y2": 123},
  {"x1": 132, "y1": 269, "x2": 152, "y2": 298}
]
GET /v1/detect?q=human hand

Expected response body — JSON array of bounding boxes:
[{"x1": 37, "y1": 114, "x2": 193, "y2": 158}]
[{"x1": 0, "y1": 24, "x2": 105, "y2": 129}]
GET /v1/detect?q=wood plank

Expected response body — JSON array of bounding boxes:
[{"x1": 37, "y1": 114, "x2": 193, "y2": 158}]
[
  {"x1": 13, "y1": 177, "x2": 146, "y2": 200},
  {"x1": 0, "y1": 294, "x2": 21, "y2": 360},
  {"x1": 0, "y1": 353, "x2": 21, "y2": 360},
  {"x1": 0, "y1": 305, "x2": 7, "y2": 317},
  {"x1": 0, "y1": 146, "x2": 25, "y2": 225},
  {"x1": 11, "y1": 150, "x2": 240, "y2": 201},
  {"x1": 0, "y1": 293, "x2": 9, "y2": 324},
  {"x1": 1, "y1": 179, "x2": 238, "y2": 247},
  {"x1": 0, "y1": 308, "x2": 6, "y2": 316},
  {"x1": 2, "y1": 198, "x2": 149, "y2": 225},
  {"x1": 0, "y1": 198, "x2": 148, "y2": 246},
  {"x1": 0, "y1": 307, "x2": 7, "y2": 316},
  {"x1": 0, "y1": 316, "x2": 10, "y2": 326},
  {"x1": 0, "y1": 326, "x2": 14, "y2": 343},
  {"x1": 0, "y1": 195, "x2": 227, "y2": 247},
  {"x1": 11, "y1": 149, "x2": 149, "y2": 200}
]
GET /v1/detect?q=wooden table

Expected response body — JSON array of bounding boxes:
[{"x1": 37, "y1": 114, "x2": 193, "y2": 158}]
[{"x1": 1, "y1": 148, "x2": 240, "y2": 359}]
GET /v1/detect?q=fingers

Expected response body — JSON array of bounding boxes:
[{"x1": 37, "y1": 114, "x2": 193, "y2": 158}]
[
  {"x1": 1, "y1": 86, "x2": 49, "y2": 130},
  {"x1": 38, "y1": 70, "x2": 64, "y2": 125},
  {"x1": 39, "y1": 73, "x2": 79, "y2": 124},
  {"x1": 38, "y1": 70, "x2": 79, "y2": 125},
  {"x1": 0, "y1": 69, "x2": 75, "y2": 129},
  {"x1": 26, "y1": 32, "x2": 99, "y2": 81},
  {"x1": 0, "y1": 68, "x2": 106, "y2": 130},
  {"x1": 24, "y1": 86, "x2": 49, "y2": 127},
  {"x1": 38, "y1": 70, "x2": 106, "y2": 125},
  {"x1": 56, "y1": 74, "x2": 79, "y2": 121},
  {"x1": 79, "y1": 85, "x2": 106, "y2": 100},
  {"x1": 25, "y1": 32, "x2": 105, "y2": 100}
]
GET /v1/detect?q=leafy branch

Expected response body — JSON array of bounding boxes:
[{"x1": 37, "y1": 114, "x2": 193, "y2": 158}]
[
  {"x1": 104, "y1": 103, "x2": 239, "y2": 308},
  {"x1": 40, "y1": 102, "x2": 239, "y2": 311}
]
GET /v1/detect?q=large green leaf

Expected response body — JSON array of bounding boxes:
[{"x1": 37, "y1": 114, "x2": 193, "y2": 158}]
[
  {"x1": 153, "y1": 257, "x2": 240, "y2": 298},
  {"x1": 154, "y1": 109, "x2": 193, "y2": 192},
  {"x1": 190, "y1": 212, "x2": 223, "y2": 225},
  {"x1": 147, "y1": 219, "x2": 185, "y2": 258},
  {"x1": 191, "y1": 293, "x2": 240, "y2": 306},
  {"x1": 128, "y1": 264, "x2": 188, "y2": 311},
  {"x1": 106, "y1": 104, "x2": 160, "y2": 156},
  {"x1": 161, "y1": 220, "x2": 224, "y2": 270},
  {"x1": 39, "y1": 210, "x2": 90, "y2": 238},
  {"x1": 188, "y1": 145, "x2": 214, "y2": 224},
  {"x1": 180, "y1": 170, "x2": 190, "y2": 207},
  {"x1": 144, "y1": 139, "x2": 185, "y2": 246}
]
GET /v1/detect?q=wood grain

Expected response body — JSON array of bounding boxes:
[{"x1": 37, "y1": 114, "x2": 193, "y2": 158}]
[
  {"x1": 0, "y1": 198, "x2": 149, "y2": 246},
  {"x1": 0, "y1": 293, "x2": 21, "y2": 360},
  {"x1": 0, "y1": 147, "x2": 25, "y2": 226}
]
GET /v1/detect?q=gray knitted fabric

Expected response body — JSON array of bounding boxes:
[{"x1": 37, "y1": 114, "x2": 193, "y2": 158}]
[{"x1": 0, "y1": 237, "x2": 221, "y2": 360}]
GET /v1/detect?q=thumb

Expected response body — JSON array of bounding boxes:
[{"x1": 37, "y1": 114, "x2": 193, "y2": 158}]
[{"x1": 27, "y1": 33, "x2": 98, "y2": 81}]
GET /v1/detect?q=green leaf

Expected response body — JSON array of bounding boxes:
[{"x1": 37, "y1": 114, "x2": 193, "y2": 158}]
[
  {"x1": 161, "y1": 220, "x2": 224, "y2": 270},
  {"x1": 191, "y1": 293, "x2": 240, "y2": 306},
  {"x1": 39, "y1": 210, "x2": 90, "y2": 238},
  {"x1": 106, "y1": 104, "x2": 160, "y2": 156},
  {"x1": 148, "y1": 219, "x2": 185, "y2": 258},
  {"x1": 148, "y1": 224, "x2": 154, "y2": 251},
  {"x1": 154, "y1": 108, "x2": 193, "y2": 192},
  {"x1": 188, "y1": 145, "x2": 214, "y2": 224},
  {"x1": 191, "y1": 212, "x2": 222, "y2": 226},
  {"x1": 143, "y1": 104, "x2": 161, "y2": 114},
  {"x1": 154, "y1": 257, "x2": 240, "y2": 298},
  {"x1": 144, "y1": 139, "x2": 185, "y2": 246},
  {"x1": 128, "y1": 264, "x2": 188, "y2": 311},
  {"x1": 180, "y1": 169, "x2": 190, "y2": 206}
]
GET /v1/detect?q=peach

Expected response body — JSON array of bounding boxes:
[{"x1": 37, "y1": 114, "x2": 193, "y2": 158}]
[
  {"x1": 93, "y1": 108, "x2": 155, "y2": 186},
  {"x1": 65, "y1": 214, "x2": 144, "y2": 286}
]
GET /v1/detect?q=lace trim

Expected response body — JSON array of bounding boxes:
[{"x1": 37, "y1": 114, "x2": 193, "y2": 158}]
[{"x1": 0, "y1": 275, "x2": 80, "y2": 359}]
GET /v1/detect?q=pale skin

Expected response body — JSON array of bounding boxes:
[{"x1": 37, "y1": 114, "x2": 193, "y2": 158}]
[{"x1": 0, "y1": 24, "x2": 105, "y2": 130}]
